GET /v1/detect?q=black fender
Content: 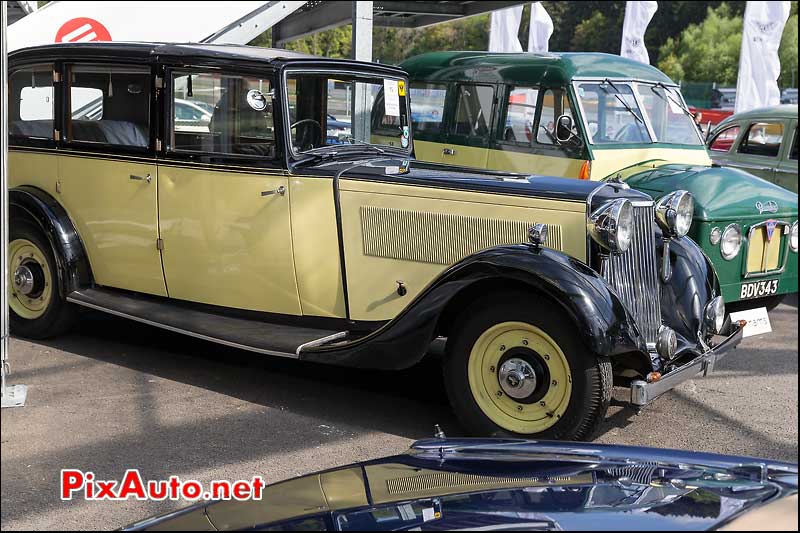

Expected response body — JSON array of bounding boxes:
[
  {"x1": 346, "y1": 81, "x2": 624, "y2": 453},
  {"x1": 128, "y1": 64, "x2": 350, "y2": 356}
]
[
  {"x1": 658, "y1": 234, "x2": 718, "y2": 353},
  {"x1": 9, "y1": 186, "x2": 93, "y2": 297},
  {"x1": 300, "y1": 245, "x2": 649, "y2": 370}
]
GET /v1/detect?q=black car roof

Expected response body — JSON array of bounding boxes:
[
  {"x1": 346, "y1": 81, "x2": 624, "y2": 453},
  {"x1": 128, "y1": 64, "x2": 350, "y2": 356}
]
[{"x1": 9, "y1": 42, "x2": 406, "y2": 76}]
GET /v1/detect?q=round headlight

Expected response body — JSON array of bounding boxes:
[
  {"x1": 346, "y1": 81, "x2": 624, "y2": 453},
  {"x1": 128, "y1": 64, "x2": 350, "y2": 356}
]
[
  {"x1": 720, "y1": 224, "x2": 742, "y2": 260},
  {"x1": 791, "y1": 221, "x2": 798, "y2": 253},
  {"x1": 655, "y1": 190, "x2": 694, "y2": 238},
  {"x1": 589, "y1": 199, "x2": 634, "y2": 253},
  {"x1": 705, "y1": 295, "x2": 725, "y2": 335},
  {"x1": 709, "y1": 227, "x2": 722, "y2": 246}
]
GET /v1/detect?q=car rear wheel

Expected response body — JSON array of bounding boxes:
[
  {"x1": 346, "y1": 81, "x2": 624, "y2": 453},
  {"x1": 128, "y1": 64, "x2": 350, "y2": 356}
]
[
  {"x1": 443, "y1": 294, "x2": 611, "y2": 441},
  {"x1": 8, "y1": 221, "x2": 76, "y2": 339}
]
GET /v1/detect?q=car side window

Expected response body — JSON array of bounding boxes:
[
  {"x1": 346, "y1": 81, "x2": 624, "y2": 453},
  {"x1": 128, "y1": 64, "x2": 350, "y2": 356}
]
[
  {"x1": 501, "y1": 86, "x2": 538, "y2": 145},
  {"x1": 790, "y1": 129, "x2": 797, "y2": 160},
  {"x1": 170, "y1": 71, "x2": 275, "y2": 158},
  {"x1": 9, "y1": 64, "x2": 55, "y2": 142},
  {"x1": 409, "y1": 82, "x2": 447, "y2": 134},
  {"x1": 451, "y1": 84, "x2": 494, "y2": 138},
  {"x1": 709, "y1": 125, "x2": 740, "y2": 152},
  {"x1": 738, "y1": 121, "x2": 784, "y2": 158},
  {"x1": 66, "y1": 64, "x2": 151, "y2": 149},
  {"x1": 537, "y1": 88, "x2": 575, "y2": 145}
]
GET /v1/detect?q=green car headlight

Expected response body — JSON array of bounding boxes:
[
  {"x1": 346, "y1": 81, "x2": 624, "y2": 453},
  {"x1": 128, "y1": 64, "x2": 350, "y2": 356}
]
[
  {"x1": 720, "y1": 224, "x2": 742, "y2": 260},
  {"x1": 709, "y1": 226, "x2": 722, "y2": 246}
]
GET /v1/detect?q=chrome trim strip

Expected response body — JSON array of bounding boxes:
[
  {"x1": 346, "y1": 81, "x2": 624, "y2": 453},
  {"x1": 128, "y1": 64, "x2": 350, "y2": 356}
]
[
  {"x1": 66, "y1": 296, "x2": 300, "y2": 359},
  {"x1": 296, "y1": 331, "x2": 348, "y2": 355}
]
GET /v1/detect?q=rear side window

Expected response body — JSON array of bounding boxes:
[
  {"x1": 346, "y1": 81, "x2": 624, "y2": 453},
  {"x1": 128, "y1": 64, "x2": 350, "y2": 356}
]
[
  {"x1": 409, "y1": 82, "x2": 447, "y2": 134},
  {"x1": 9, "y1": 65, "x2": 54, "y2": 141},
  {"x1": 738, "y1": 122, "x2": 784, "y2": 158},
  {"x1": 170, "y1": 71, "x2": 275, "y2": 158},
  {"x1": 451, "y1": 84, "x2": 494, "y2": 138},
  {"x1": 502, "y1": 86, "x2": 538, "y2": 145},
  {"x1": 709, "y1": 125, "x2": 740, "y2": 152},
  {"x1": 67, "y1": 64, "x2": 151, "y2": 149},
  {"x1": 790, "y1": 129, "x2": 797, "y2": 160}
]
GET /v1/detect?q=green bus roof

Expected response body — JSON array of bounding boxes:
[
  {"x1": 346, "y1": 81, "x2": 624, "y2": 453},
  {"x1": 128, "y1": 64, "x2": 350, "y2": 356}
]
[{"x1": 400, "y1": 51, "x2": 676, "y2": 87}]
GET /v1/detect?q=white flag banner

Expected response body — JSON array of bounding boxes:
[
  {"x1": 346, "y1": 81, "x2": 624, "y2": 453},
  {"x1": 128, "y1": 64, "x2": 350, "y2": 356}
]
[
  {"x1": 528, "y1": 2, "x2": 554, "y2": 53},
  {"x1": 620, "y1": 1, "x2": 658, "y2": 64},
  {"x1": 6, "y1": 1, "x2": 303, "y2": 52},
  {"x1": 735, "y1": 1, "x2": 792, "y2": 113},
  {"x1": 489, "y1": 6, "x2": 524, "y2": 52}
]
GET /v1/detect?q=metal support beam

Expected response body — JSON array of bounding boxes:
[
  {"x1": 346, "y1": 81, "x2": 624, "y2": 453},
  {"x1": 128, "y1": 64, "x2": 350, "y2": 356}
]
[
  {"x1": 351, "y1": 1, "x2": 372, "y2": 144},
  {"x1": 2, "y1": 0, "x2": 28, "y2": 408},
  {"x1": 273, "y1": 1, "x2": 352, "y2": 45},
  {"x1": 201, "y1": 1, "x2": 306, "y2": 45}
]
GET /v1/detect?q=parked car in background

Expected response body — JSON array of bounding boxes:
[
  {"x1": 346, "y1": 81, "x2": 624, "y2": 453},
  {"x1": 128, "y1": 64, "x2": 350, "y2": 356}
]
[
  {"x1": 780, "y1": 88, "x2": 798, "y2": 105},
  {"x1": 122, "y1": 439, "x2": 798, "y2": 531},
  {"x1": 711, "y1": 87, "x2": 737, "y2": 110},
  {"x1": 9, "y1": 43, "x2": 741, "y2": 440},
  {"x1": 402, "y1": 52, "x2": 798, "y2": 311},
  {"x1": 708, "y1": 105, "x2": 798, "y2": 193}
]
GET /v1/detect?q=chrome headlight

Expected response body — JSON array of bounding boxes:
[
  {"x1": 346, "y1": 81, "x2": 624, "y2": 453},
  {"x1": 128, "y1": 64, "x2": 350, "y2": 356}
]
[
  {"x1": 709, "y1": 226, "x2": 722, "y2": 246},
  {"x1": 589, "y1": 199, "x2": 634, "y2": 253},
  {"x1": 655, "y1": 190, "x2": 694, "y2": 238},
  {"x1": 720, "y1": 224, "x2": 742, "y2": 260},
  {"x1": 791, "y1": 221, "x2": 798, "y2": 253},
  {"x1": 705, "y1": 296, "x2": 725, "y2": 335}
]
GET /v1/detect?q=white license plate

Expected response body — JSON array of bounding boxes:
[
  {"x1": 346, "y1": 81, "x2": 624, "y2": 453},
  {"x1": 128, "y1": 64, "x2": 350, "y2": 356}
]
[{"x1": 739, "y1": 279, "x2": 779, "y2": 300}]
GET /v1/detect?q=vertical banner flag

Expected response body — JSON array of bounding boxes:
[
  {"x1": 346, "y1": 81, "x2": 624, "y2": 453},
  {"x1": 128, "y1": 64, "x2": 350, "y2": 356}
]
[
  {"x1": 620, "y1": 1, "x2": 658, "y2": 64},
  {"x1": 735, "y1": 1, "x2": 791, "y2": 113},
  {"x1": 489, "y1": 6, "x2": 524, "y2": 52},
  {"x1": 528, "y1": 2, "x2": 554, "y2": 53}
]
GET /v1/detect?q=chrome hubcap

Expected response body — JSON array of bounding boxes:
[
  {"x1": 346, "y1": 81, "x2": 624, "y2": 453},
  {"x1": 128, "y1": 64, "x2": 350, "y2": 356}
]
[
  {"x1": 13, "y1": 265, "x2": 35, "y2": 295},
  {"x1": 498, "y1": 358, "x2": 537, "y2": 400}
]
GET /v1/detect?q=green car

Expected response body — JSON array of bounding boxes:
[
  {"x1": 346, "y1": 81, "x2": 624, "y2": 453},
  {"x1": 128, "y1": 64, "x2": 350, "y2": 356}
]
[
  {"x1": 401, "y1": 51, "x2": 798, "y2": 310},
  {"x1": 708, "y1": 105, "x2": 798, "y2": 194}
]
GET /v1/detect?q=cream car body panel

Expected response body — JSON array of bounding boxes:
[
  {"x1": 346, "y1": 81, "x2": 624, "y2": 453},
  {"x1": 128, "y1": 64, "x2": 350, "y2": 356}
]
[
  {"x1": 157, "y1": 163, "x2": 301, "y2": 315},
  {"x1": 338, "y1": 177, "x2": 587, "y2": 321}
]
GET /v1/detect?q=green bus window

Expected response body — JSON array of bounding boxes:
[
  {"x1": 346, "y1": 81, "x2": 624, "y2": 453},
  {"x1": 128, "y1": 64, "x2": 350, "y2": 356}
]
[
  {"x1": 409, "y1": 82, "x2": 447, "y2": 134},
  {"x1": 537, "y1": 89, "x2": 575, "y2": 145},
  {"x1": 503, "y1": 86, "x2": 538, "y2": 145},
  {"x1": 452, "y1": 84, "x2": 493, "y2": 138}
]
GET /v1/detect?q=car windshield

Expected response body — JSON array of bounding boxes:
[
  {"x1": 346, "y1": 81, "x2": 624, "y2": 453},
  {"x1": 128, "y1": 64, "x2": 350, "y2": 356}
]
[
  {"x1": 637, "y1": 83, "x2": 703, "y2": 145},
  {"x1": 576, "y1": 81, "x2": 701, "y2": 146},
  {"x1": 285, "y1": 72, "x2": 411, "y2": 155}
]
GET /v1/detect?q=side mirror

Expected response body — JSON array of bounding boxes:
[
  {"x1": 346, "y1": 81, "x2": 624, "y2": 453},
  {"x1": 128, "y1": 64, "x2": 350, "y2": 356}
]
[{"x1": 555, "y1": 114, "x2": 575, "y2": 143}]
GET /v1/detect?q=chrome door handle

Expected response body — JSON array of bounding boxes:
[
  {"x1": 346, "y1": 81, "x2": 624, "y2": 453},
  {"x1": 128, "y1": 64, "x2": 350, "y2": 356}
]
[
  {"x1": 130, "y1": 173, "x2": 152, "y2": 183},
  {"x1": 442, "y1": 147, "x2": 457, "y2": 156},
  {"x1": 261, "y1": 185, "x2": 286, "y2": 197}
]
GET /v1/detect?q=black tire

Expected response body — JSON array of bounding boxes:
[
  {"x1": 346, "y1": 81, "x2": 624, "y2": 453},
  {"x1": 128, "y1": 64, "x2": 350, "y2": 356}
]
[
  {"x1": 727, "y1": 295, "x2": 786, "y2": 314},
  {"x1": 444, "y1": 292, "x2": 611, "y2": 441},
  {"x1": 8, "y1": 220, "x2": 76, "y2": 339}
]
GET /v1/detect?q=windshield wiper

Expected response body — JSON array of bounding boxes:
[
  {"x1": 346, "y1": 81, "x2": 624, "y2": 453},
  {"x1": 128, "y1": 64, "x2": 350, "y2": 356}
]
[
  {"x1": 601, "y1": 79, "x2": 645, "y2": 126},
  {"x1": 650, "y1": 82, "x2": 696, "y2": 120}
]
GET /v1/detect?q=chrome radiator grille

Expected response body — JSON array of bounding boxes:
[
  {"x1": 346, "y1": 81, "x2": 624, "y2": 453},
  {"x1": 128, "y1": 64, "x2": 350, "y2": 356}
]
[{"x1": 601, "y1": 204, "x2": 662, "y2": 345}]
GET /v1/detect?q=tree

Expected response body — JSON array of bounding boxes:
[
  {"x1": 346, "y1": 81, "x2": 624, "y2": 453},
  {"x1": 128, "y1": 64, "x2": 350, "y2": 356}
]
[
  {"x1": 656, "y1": 3, "x2": 743, "y2": 84},
  {"x1": 779, "y1": 12, "x2": 798, "y2": 87}
]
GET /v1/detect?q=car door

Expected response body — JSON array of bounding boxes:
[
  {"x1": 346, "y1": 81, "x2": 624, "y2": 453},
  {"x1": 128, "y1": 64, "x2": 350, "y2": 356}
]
[
  {"x1": 58, "y1": 62, "x2": 167, "y2": 296},
  {"x1": 707, "y1": 122, "x2": 742, "y2": 167},
  {"x1": 157, "y1": 69, "x2": 301, "y2": 315},
  {"x1": 440, "y1": 83, "x2": 496, "y2": 169},
  {"x1": 775, "y1": 121, "x2": 797, "y2": 193},
  {"x1": 731, "y1": 120, "x2": 785, "y2": 183}
]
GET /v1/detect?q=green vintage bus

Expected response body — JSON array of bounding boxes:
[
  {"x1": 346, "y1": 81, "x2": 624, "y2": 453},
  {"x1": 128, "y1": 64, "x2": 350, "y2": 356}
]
[{"x1": 402, "y1": 52, "x2": 798, "y2": 310}]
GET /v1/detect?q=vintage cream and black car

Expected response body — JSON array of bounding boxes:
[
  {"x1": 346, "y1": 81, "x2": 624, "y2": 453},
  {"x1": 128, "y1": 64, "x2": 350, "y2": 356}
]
[{"x1": 7, "y1": 43, "x2": 741, "y2": 440}]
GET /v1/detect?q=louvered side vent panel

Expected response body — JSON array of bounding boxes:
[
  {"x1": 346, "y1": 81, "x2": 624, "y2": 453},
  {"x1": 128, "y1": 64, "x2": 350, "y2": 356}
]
[
  {"x1": 386, "y1": 472, "x2": 575, "y2": 495},
  {"x1": 601, "y1": 204, "x2": 662, "y2": 345},
  {"x1": 360, "y1": 206, "x2": 562, "y2": 266}
]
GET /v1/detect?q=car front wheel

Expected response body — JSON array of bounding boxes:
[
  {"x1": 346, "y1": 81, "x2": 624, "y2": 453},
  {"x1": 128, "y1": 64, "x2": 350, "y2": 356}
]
[{"x1": 444, "y1": 294, "x2": 611, "y2": 441}]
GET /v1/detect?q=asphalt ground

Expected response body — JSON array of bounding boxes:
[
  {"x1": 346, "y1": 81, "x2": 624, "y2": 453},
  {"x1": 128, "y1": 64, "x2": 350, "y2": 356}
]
[{"x1": 1, "y1": 294, "x2": 797, "y2": 530}]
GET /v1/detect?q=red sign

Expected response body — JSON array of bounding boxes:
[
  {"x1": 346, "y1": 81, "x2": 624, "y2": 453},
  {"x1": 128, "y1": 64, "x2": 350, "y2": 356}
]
[{"x1": 55, "y1": 18, "x2": 112, "y2": 43}]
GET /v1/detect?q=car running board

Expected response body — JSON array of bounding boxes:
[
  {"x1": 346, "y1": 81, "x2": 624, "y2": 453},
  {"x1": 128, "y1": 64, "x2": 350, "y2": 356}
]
[{"x1": 67, "y1": 288, "x2": 348, "y2": 358}]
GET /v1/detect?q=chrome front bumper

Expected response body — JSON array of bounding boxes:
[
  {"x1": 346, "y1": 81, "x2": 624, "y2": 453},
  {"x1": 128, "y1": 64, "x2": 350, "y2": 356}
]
[{"x1": 630, "y1": 321, "x2": 745, "y2": 407}]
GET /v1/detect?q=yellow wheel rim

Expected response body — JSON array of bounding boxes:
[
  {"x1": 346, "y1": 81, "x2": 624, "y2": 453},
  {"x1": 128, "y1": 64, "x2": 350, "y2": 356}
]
[
  {"x1": 467, "y1": 321, "x2": 572, "y2": 434},
  {"x1": 8, "y1": 238, "x2": 53, "y2": 320}
]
